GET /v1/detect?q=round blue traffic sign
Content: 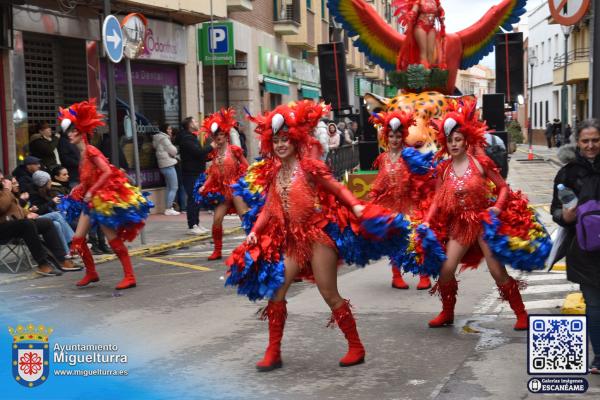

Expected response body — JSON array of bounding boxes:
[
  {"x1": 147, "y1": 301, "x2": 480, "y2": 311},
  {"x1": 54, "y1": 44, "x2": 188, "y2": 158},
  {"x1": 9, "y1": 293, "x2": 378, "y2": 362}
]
[{"x1": 102, "y1": 15, "x2": 124, "y2": 63}]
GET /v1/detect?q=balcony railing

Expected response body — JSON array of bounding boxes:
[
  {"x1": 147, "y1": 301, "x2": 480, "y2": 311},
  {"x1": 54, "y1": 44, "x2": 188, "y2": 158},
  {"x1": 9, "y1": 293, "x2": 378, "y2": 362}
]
[
  {"x1": 553, "y1": 48, "x2": 590, "y2": 69},
  {"x1": 275, "y1": 0, "x2": 301, "y2": 24}
]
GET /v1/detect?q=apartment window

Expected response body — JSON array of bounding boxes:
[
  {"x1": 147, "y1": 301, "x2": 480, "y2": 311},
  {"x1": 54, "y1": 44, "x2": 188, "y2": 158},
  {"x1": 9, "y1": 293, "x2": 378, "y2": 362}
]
[
  {"x1": 307, "y1": 0, "x2": 312, "y2": 9},
  {"x1": 548, "y1": 38, "x2": 551, "y2": 61},
  {"x1": 321, "y1": 0, "x2": 325, "y2": 17},
  {"x1": 541, "y1": 42, "x2": 545, "y2": 63},
  {"x1": 555, "y1": 34, "x2": 559, "y2": 56},
  {"x1": 545, "y1": 101, "x2": 549, "y2": 125},
  {"x1": 534, "y1": 102, "x2": 538, "y2": 128}
]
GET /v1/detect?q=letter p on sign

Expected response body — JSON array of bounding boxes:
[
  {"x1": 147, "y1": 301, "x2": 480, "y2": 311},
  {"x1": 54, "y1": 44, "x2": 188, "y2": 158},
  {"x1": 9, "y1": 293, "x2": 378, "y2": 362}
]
[{"x1": 209, "y1": 26, "x2": 227, "y2": 53}]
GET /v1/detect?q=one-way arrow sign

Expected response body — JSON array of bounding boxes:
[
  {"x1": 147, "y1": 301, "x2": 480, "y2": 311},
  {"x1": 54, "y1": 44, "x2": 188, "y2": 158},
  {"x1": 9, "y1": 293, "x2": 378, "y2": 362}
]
[{"x1": 102, "y1": 15, "x2": 124, "y2": 63}]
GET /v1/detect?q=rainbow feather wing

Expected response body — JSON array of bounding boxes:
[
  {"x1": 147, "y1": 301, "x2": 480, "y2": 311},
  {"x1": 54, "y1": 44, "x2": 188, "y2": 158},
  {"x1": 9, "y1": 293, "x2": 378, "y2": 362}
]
[
  {"x1": 457, "y1": 0, "x2": 527, "y2": 70},
  {"x1": 328, "y1": 0, "x2": 404, "y2": 71}
]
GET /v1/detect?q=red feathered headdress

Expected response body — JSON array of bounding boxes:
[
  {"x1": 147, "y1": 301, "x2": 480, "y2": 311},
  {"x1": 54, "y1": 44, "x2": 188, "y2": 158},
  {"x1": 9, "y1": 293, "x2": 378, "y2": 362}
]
[
  {"x1": 436, "y1": 98, "x2": 487, "y2": 155},
  {"x1": 370, "y1": 109, "x2": 415, "y2": 149},
  {"x1": 247, "y1": 100, "x2": 330, "y2": 157},
  {"x1": 57, "y1": 99, "x2": 105, "y2": 142},
  {"x1": 200, "y1": 107, "x2": 237, "y2": 141}
]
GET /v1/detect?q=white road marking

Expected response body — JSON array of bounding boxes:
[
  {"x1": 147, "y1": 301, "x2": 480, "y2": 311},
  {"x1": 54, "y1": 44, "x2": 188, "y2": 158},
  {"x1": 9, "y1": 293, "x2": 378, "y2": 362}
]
[{"x1": 520, "y1": 283, "x2": 579, "y2": 295}]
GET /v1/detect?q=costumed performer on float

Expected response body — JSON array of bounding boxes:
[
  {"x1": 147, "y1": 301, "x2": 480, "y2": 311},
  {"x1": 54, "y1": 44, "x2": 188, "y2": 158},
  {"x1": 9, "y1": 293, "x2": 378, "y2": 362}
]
[
  {"x1": 368, "y1": 109, "x2": 435, "y2": 290},
  {"x1": 226, "y1": 100, "x2": 412, "y2": 371},
  {"x1": 194, "y1": 108, "x2": 249, "y2": 260},
  {"x1": 58, "y1": 99, "x2": 152, "y2": 290},
  {"x1": 393, "y1": 0, "x2": 446, "y2": 69},
  {"x1": 423, "y1": 100, "x2": 551, "y2": 330}
]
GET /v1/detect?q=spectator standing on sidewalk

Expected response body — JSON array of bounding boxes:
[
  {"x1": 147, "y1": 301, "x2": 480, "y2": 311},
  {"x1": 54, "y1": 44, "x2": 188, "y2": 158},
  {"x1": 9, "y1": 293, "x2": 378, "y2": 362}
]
[
  {"x1": 29, "y1": 122, "x2": 61, "y2": 172},
  {"x1": 544, "y1": 121, "x2": 554, "y2": 149},
  {"x1": 177, "y1": 116, "x2": 215, "y2": 235},
  {"x1": 313, "y1": 120, "x2": 329, "y2": 161},
  {"x1": 153, "y1": 124, "x2": 180, "y2": 216},
  {"x1": 327, "y1": 122, "x2": 341, "y2": 150},
  {"x1": 550, "y1": 118, "x2": 600, "y2": 374}
]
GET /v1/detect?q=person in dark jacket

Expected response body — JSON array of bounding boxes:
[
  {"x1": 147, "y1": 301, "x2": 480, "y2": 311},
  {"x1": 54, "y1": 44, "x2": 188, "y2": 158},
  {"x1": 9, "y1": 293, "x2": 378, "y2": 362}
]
[
  {"x1": 57, "y1": 130, "x2": 80, "y2": 185},
  {"x1": 49, "y1": 165, "x2": 71, "y2": 197},
  {"x1": 176, "y1": 116, "x2": 215, "y2": 234},
  {"x1": 550, "y1": 118, "x2": 600, "y2": 374},
  {"x1": 29, "y1": 122, "x2": 60, "y2": 171},
  {"x1": 12, "y1": 156, "x2": 41, "y2": 194}
]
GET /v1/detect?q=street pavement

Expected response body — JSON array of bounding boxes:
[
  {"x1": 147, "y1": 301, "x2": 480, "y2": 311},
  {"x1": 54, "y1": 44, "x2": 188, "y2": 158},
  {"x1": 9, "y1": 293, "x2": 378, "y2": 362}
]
[{"x1": 1, "y1": 147, "x2": 598, "y2": 399}]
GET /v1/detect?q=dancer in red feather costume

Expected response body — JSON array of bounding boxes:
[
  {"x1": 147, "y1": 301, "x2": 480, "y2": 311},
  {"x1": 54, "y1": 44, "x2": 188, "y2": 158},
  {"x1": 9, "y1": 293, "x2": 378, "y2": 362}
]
[
  {"x1": 424, "y1": 100, "x2": 528, "y2": 330},
  {"x1": 229, "y1": 100, "x2": 370, "y2": 371},
  {"x1": 368, "y1": 110, "x2": 433, "y2": 290},
  {"x1": 57, "y1": 99, "x2": 152, "y2": 290},
  {"x1": 196, "y1": 108, "x2": 249, "y2": 260}
]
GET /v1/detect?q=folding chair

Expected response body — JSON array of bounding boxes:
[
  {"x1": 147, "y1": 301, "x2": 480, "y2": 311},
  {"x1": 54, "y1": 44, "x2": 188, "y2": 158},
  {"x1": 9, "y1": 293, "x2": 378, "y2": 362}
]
[{"x1": 0, "y1": 238, "x2": 35, "y2": 273}]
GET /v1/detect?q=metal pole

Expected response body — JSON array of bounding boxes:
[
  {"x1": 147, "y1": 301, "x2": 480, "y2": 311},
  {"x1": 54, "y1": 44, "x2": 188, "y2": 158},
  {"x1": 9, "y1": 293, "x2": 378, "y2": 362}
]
[
  {"x1": 562, "y1": 32, "x2": 569, "y2": 145},
  {"x1": 528, "y1": 62, "x2": 534, "y2": 149},
  {"x1": 125, "y1": 58, "x2": 145, "y2": 244},
  {"x1": 210, "y1": 0, "x2": 217, "y2": 113},
  {"x1": 103, "y1": 0, "x2": 120, "y2": 167}
]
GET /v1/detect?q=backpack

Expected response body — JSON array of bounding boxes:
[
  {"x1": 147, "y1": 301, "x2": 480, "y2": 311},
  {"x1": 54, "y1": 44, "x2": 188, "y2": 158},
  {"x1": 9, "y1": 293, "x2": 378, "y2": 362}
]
[
  {"x1": 576, "y1": 200, "x2": 600, "y2": 252},
  {"x1": 485, "y1": 135, "x2": 509, "y2": 178}
]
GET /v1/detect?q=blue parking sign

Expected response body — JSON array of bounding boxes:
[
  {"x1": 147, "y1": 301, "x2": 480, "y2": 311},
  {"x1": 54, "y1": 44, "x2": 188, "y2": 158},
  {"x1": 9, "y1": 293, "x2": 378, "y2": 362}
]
[
  {"x1": 198, "y1": 21, "x2": 235, "y2": 65},
  {"x1": 208, "y1": 26, "x2": 228, "y2": 53}
]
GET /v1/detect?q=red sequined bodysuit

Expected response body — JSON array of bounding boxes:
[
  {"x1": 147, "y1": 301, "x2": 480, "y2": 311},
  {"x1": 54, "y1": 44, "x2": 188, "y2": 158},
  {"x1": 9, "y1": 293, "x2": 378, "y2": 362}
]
[
  {"x1": 416, "y1": 0, "x2": 440, "y2": 32},
  {"x1": 71, "y1": 145, "x2": 128, "y2": 203},
  {"x1": 369, "y1": 152, "x2": 413, "y2": 214},
  {"x1": 427, "y1": 155, "x2": 508, "y2": 247},
  {"x1": 251, "y1": 158, "x2": 359, "y2": 279},
  {"x1": 201, "y1": 144, "x2": 248, "y2": 207}
]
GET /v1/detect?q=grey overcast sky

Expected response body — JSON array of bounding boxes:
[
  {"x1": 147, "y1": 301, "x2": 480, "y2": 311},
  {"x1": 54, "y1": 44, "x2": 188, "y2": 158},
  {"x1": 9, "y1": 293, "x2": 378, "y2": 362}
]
[{"x1": 440, "y1": 0, "x2": 545, "y2": 68}]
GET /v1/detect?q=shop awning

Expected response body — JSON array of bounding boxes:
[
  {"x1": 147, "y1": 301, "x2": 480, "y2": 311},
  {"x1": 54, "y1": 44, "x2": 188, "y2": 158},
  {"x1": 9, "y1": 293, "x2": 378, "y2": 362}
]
[
  {"x1": 264, "y1": 77, "x2": 290, "y2": 95},
  {"x1": 300, "y1": 85, "x2": 320, "y2": 99}
]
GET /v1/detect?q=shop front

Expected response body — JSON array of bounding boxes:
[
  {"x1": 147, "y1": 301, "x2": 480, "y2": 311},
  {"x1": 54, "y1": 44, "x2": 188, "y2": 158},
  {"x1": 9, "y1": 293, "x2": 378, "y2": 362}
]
[
  {"x1": 258, "y1": 47, "x2": 320, "y2": 111},
  {"x1": 99, "y1": 18, "x2": 186, "y2": 202}
]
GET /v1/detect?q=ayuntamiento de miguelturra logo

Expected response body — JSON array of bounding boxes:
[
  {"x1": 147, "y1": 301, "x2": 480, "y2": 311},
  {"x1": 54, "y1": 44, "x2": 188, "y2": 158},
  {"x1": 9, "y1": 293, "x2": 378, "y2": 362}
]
[{"x1": 9, "y1": 324, "x2": 52, "y2": 388}]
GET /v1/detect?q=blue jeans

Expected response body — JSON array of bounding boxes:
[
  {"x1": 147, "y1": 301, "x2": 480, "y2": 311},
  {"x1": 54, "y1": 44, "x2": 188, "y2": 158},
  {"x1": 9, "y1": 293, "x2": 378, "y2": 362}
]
[
  {"x1": 39, "y1": 211, "x2": 74, "y2": 255},
  {"x1": 160, "y1": 166, "x2": 178, "y2": 209},
  {"x1": 580, "y1": 283, "x2": 600, "y2": 359}
]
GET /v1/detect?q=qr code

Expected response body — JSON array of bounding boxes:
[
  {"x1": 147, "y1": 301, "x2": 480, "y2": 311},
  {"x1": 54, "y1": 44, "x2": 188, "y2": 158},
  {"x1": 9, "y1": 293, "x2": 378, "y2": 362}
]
[{"x1": 528, "y1": 315, "x2": 587, "y2": 374}]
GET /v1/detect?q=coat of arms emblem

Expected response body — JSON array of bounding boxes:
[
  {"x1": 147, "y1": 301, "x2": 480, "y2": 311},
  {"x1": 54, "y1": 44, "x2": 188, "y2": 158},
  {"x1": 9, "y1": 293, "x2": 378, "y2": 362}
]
[{"x1": 9, "y1": 324, "x2": 52, "y2": 388}]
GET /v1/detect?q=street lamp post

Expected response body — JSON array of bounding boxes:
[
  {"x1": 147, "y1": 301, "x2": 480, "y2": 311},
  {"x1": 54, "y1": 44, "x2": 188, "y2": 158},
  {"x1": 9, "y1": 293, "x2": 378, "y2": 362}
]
[
  {"x1": 528, "y1": 48, "x2": 537, "y2": 156},
  {"x1": 561, "y1": 24, "x2": 574, "y2": 146}
]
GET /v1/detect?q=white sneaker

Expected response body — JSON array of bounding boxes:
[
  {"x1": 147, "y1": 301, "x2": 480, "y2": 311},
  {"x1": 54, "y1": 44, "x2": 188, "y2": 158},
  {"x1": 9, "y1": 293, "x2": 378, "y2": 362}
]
[
  {"x1": 188, "y1": 224, "x2": 209, "y2": 235},
  {"x1": 196, "y1": 225, "x2": 210, "y2": 234},
  {"x1": 164, "y1": 208, "x2": 181, "y2": 216}
]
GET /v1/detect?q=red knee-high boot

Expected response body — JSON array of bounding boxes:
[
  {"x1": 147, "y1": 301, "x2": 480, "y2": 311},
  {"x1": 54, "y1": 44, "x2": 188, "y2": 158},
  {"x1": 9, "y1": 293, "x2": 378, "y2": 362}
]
[
  {"x1": 256, "y1": 300, "x2": 287, "y2": 372},
  {"x1": 332, "y1": 300, "x2": 365, "y2": 367},
  {"x1": 417, "y1": 274, "x2": 432, "y2": 290},
  {"x1": 497, "y1": 277, "x2": 528, "y2": 331},
  {"x1": 391, "y1": 265, "x2": 409, "y2": 289},
  {"x1": 428, "y1": 278, "x2": 458, "y2": 327},
  {"x1": 208, "y1": 225, "x2": 223, "y2": 260},
  {"x1": 72, "y1": 237, "x2": 99, "y2": 287},
  {"x1": 108, "y1": 238, "x2": 137, "y2": 290}
]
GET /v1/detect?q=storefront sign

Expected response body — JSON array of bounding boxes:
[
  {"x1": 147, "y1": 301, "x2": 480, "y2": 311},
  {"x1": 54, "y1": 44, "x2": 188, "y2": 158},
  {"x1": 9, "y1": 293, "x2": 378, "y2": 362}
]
[
  {"x1": 109, "y1": 63, "x2": 179, "y2": 86},
  {"x1": 137, "y1": 18, "x2": 187, "y2": 64},
  {"x1": 259, "y1": 47, "x2": 320, "y2": 86},
  {"x1": 198, "y1": 21, "x2": 235, "y2": 65},
  {"x1": 354, "y1": 78, "x2": 372, "y2": 97}
]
